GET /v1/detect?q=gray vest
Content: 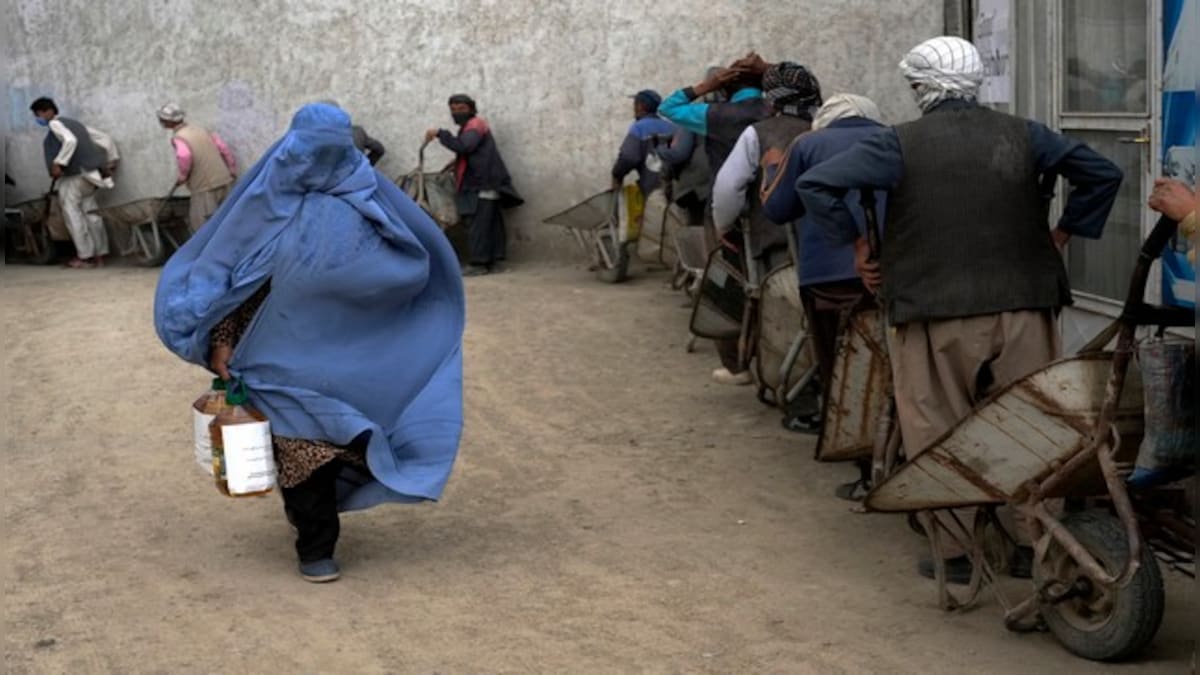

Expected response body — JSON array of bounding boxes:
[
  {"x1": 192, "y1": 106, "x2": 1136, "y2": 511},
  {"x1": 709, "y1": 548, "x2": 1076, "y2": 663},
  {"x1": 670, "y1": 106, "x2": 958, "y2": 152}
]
[
  {"x1": 43, "y1": 117, "x2": 106, "y2": 176},
  {"x1": 884, "y1": 106, "x2": 1071, "y2": 324},
  {"x1": 741, "y1": 115, "x2": 811, "y2": 259},
  {"x1": 705, "y1": 97, "x2": 771, "y2": 174}
]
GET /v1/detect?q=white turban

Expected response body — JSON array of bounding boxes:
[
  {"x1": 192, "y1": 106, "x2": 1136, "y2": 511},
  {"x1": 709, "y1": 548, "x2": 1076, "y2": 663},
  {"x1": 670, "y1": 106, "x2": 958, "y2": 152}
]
[
  {"x1": 156, "y1": 103, "x2": 185, "y2": 123},
  {"x1": 812, "y1": 93, "x2": 883, "y2": 130},
  {"x1": 899, "y1": 36, "x2": 984, "y2": 112}
]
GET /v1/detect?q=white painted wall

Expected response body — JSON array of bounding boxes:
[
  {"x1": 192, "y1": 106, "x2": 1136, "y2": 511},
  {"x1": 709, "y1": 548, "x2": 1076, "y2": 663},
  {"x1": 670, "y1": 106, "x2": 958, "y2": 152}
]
[{"x1": 4, "y1": 0, "x2": 940, "y2": 257}]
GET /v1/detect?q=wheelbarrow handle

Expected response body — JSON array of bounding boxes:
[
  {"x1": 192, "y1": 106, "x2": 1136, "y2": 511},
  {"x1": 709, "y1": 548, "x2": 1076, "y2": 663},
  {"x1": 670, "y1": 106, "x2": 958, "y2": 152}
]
[
  {"x1": 418, "y1": 138, "x2": 433, "y2": 173},
  {"x1": 859, "y1": 188, "x2": 882, "y2": 262},
  {"x1": 152, "y1": 185, "x2": 180, "y2": 224}
]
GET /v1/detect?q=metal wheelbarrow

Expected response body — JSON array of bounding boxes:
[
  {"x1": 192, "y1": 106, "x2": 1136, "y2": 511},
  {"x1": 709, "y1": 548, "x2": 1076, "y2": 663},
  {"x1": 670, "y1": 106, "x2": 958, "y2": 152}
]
[
  {"x1": 636, "y1": 182, "x2": 685, "y2": 271},
  {"x1": 89, "y1": 192, "x2": 190, "y2": 266},
  {"x1": 397, "y1": 140, "x2": 467, "y2": 259},
  {"x1": 811, "y1": 190, "x2": 903, "y2": 492},
  {"x1": 864, "y1": 215, "x2": 1193, "y2": 662},
  {"x1": 752, "y1": 263, "x2": 818, "y2": 412},
  {"x1": 542, "y1": 189, "x2": 631, "y2": 284},
  {"x1": 6, "y1": 185, "x2": 67, "y2": 264}
]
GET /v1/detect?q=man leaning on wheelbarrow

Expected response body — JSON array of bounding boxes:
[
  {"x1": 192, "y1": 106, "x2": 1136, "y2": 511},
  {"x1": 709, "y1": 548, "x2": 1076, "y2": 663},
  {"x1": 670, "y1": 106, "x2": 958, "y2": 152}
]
[
  {"x1": 30, "y1": 97, "x2": 120, "y2": 269},
  {"x1": 425, "y1": 94, "x2": 523, "y2": 277},
  {"x1": 796, "y1": 37, "x2": 1123, "y2": 583}
]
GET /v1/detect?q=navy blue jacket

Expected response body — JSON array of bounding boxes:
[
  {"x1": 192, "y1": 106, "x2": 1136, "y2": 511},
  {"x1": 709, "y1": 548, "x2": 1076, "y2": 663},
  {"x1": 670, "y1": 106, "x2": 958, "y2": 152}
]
[
  {"x1": 612, "y1": 114, "x2": 676, "y2": 195},
  {"x1": 796, "y1": 100, "x2": 1122, "y2": 247},
  {"x1": 762, "y1": 117, "x2": 887, "y2": 286}
]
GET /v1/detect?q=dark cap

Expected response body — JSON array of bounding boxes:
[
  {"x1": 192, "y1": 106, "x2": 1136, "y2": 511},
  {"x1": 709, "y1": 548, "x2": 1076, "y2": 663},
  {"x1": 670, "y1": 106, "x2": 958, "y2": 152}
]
[{"x1": 629, "y1": 89, "x2": 662, "y2": 112}]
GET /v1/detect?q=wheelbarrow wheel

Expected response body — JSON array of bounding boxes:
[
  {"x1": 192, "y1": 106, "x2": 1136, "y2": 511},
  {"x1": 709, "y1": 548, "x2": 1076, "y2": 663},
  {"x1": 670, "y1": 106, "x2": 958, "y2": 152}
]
[
  {"x1": 595, "y1": 233, "x2": 631, "y2": 284},
  {"x1": 1035, "y1": 510, "x2": 1164, "y2": 662}
]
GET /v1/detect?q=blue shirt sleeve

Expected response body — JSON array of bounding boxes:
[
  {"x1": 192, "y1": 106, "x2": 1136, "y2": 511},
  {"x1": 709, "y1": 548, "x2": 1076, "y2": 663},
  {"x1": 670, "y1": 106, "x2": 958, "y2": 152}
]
[
  {"x1": 658, "y1": 88, "x2": 709, "y2": 137},
  {"x1": 762, "y1": 141, "x2": 808, "y2": 225},
  {"x1": 612, "y1": 130, "x2": 645, "y2": 181},
  {"x1": 1026, "y1": 120, "x2": 1123, "y2": 240},
  {"x1": 657, "y1": 127, "x2": 695, "y2": 168},
  {"x1": 796, "y1": 128, "x2": 904, "y2": 246}
]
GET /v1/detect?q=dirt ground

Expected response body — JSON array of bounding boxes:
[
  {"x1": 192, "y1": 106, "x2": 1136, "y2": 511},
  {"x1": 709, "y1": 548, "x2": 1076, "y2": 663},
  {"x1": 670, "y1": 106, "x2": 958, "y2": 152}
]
[{"x1": 0, "y1": 260, "x2": 1194, "y2": 674}]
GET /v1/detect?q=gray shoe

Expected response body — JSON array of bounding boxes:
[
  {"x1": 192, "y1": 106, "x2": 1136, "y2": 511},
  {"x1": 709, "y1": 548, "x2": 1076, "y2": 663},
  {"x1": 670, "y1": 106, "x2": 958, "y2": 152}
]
[{"x1": 299, "y1": 558, "x2": 340, "y2": 583}]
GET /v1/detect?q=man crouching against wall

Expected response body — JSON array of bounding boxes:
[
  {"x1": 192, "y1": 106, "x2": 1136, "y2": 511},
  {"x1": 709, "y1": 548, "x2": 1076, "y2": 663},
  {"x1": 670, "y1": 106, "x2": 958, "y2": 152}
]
[{"x1": 796, "y1": 37, "x2": 1123, "y2": 582}]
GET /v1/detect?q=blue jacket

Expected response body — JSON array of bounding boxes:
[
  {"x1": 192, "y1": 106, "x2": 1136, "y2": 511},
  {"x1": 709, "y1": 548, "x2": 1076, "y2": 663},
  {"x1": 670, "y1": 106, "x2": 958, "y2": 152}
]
[
  {"x1": 762, "y1": 117, "x2": 887, "y2": 286},
  {"x1": 612, "y1": 114, "x2": 676, "y2": 195},
  {"x1": 796, "y1": 100, "x2": 1123, "y2": 247}
]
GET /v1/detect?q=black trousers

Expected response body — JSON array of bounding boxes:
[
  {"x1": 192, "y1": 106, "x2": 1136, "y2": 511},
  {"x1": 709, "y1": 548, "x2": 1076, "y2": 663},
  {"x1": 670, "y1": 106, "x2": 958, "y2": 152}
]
[
  {"x1": 281, "y1": 461, "x2": 341, "y2": 563},
  {"x1": 467, "y1": 198, "x2": 507, "y2": 267},
  {"x1": 799, "y1": 279, "x2": 870, "y2": 393}
]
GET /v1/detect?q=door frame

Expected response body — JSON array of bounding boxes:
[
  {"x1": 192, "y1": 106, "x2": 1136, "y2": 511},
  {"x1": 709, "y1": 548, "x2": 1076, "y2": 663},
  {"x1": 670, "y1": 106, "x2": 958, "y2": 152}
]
[{"x1": 1052, "y1": 0, "x2": 1164, "y2": 313}]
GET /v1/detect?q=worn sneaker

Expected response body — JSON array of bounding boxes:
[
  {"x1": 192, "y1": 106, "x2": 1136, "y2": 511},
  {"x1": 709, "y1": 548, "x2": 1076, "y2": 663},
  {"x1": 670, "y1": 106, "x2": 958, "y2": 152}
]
[
  {"x1": 712, "y1": 367, "x2": 752, "y2": 385},
  {"x1": 299, "y1": 558, "x2": 341, "y2": 583}
]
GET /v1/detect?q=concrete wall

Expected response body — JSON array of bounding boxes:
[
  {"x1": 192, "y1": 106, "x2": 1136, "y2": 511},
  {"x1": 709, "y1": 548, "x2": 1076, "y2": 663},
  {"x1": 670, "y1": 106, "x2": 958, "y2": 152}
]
[{"x1": 4, "y1": 0, "x2": 940, "y2": 258}]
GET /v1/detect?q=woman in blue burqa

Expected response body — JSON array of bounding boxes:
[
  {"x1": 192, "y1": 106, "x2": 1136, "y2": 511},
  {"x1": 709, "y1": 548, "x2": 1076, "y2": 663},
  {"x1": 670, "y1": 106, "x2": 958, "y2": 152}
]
[{"x1": 154, "y1": 103, "x2": 464, "y2": 583}]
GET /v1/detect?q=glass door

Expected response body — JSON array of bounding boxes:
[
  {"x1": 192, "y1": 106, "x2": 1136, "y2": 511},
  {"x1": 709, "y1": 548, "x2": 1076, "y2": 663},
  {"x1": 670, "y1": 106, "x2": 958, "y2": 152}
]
[{"x1": 1057, "y1": 0, "x2": 1157, "y2": 307}]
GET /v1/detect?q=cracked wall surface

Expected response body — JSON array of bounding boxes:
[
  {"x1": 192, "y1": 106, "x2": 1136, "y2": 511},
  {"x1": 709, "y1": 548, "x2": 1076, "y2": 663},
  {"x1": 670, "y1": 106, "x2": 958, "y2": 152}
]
[{"x1": 5, "y1": 0, "x2": 939, "y2": 257}]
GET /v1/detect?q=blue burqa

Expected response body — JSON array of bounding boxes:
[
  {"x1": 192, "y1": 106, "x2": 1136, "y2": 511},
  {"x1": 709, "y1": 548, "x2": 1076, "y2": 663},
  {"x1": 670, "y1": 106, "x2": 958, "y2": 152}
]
[{"x1": 154, "y1": 103, "x2": 464, "y2": 512}]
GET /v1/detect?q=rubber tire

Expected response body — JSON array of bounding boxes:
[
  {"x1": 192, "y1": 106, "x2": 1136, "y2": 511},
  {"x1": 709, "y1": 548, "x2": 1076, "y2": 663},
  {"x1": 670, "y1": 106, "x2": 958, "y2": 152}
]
[
  {"x1": 1036, "y1": 510, "x2": 1164, "y2": 662},
  {"x1": 596, "y1": 237, "x2": 631, "y2": 284}
]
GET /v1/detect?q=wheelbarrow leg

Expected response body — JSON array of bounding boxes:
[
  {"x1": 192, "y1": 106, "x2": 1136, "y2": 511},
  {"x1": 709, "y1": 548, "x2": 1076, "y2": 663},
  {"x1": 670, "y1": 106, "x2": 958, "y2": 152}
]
[{"x1": 920, "y1": 509, "x2": 993, "y2": 612}]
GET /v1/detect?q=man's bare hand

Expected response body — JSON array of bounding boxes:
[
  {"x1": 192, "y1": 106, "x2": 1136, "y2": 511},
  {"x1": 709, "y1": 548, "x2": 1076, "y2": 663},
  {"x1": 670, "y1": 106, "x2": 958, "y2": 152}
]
[
  {"x1": 695, "y1": 67, "x2": 746, "y2": 97},
  {"x1": 49, "y1": 164, "x2": 63, "y2": 179},
  {"x1": 760, "y1": 147, "x2": 784, "y2": 171},
  {"x1": 731, "y1": 52, "x2": 769, "y2": 76},
  {"x1": 210, "y1": 344, "x2": 233, "y2": 382},
  {"x1": 424, "y1": 128, "x2": 439, "y2": 143},
  {"x1": 1148, "y1": 178, "x2": 1196, "y2": 221},
  {"x1": 1051, "y1": 227, "x2": 1071, "y2": 251},
  {"x1": 854, "y1": 237, "x2": 882, "y2": 294}
]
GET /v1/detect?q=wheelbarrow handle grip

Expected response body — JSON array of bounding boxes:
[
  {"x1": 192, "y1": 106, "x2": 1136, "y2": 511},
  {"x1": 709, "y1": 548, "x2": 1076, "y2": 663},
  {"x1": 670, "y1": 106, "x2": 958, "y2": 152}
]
[
  {"x1": 1139, "y1": 215, "x2": 1179, "y2": 262},
  {"x1": 418, "y1": 139, "x2": 433, "y2": 172}
]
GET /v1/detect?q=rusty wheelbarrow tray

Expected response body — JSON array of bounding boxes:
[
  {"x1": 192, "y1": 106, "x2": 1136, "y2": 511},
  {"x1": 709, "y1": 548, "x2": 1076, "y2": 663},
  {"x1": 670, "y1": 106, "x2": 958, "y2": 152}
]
[
  {"x1": 397, "y1": 140, "x2": 461, "y2": 230},
  {"x1": 815, "y1": 302, "x2": 893, "y2": 464},
  {"x1": 753, "y1": 262, "x2": 818, "y2": 411},
  {"x1": 396, "y1": 140, "x2": 467, "y2": 260},
  {"x1": 89, "y1": 194, "x2": 190, "y2": 266},
  {"x1": 863, "y1": 216, "x2": 1193, "y2": 663}
]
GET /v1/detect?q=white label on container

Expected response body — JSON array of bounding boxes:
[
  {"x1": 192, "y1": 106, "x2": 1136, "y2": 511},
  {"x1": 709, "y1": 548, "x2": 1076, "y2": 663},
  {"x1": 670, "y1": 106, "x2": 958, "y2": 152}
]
[
  {"x1": 192, "y1": 410, "x2": 216, "y2": 475},
  {"x1": 221, "y1": 421, "x2": 277, "y2": 495}
]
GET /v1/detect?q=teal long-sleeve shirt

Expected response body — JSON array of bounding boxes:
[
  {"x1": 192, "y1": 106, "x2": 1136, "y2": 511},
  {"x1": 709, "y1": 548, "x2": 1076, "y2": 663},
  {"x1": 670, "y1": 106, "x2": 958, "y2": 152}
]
[{"x1": 659, "y1": 87, "x2": 763, "y2": 138}]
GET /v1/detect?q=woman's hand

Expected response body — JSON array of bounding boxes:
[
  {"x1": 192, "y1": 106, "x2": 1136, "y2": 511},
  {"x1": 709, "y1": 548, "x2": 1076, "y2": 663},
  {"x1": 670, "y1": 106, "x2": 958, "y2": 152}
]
[{"x1": 210, "y1": 344, "x2": 233, "y2": 381}]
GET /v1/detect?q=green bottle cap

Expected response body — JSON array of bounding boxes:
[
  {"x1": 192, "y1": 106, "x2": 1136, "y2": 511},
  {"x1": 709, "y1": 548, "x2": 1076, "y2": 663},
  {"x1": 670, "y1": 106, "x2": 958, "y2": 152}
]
[
  {"x1": 225, "y1": 381, "x2": 249, "y2": 406},
  {"x1": 211, "y1": 378, "x2": 227, "y2": 391}
]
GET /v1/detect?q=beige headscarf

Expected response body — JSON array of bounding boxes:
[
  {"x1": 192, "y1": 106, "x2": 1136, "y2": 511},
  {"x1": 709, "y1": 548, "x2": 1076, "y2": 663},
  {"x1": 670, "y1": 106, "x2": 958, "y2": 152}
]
[{"x1": 812, "y1": 93, "x2": 883, "y2": 130}]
